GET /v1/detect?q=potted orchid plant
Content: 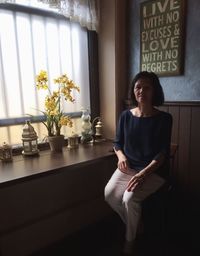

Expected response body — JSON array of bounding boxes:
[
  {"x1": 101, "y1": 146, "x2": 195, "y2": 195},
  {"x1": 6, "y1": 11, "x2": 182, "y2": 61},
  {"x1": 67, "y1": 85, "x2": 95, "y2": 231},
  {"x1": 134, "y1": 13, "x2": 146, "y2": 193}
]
[{"x1": 35, "y1": 70, "x2": 80, "y2": 151}]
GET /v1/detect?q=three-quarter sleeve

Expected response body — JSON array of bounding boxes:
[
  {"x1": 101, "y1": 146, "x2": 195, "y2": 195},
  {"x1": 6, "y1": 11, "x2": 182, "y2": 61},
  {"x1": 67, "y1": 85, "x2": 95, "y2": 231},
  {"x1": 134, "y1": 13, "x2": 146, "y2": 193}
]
[{"x1": 113, "y1": 112, "x2": 125, "y2": 151}]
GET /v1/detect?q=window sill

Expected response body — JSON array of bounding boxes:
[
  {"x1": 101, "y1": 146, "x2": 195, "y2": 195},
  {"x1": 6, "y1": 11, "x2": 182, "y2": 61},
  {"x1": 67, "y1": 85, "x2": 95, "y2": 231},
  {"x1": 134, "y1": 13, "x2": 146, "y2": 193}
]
[
  {"x1": 0, "y1": 140, "x2": 115, "y2": 188},
  {"x1": 12, "y1": 138, "x2": 69, "y2": 156}
]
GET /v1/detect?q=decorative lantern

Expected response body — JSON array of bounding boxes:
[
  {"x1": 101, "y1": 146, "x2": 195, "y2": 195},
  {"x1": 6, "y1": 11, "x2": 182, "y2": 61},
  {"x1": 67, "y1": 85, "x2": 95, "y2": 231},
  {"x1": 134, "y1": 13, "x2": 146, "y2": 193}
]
[
  {"x1": 92, "y1": 117, "x2": 105, "y2": 143},
  {"x1": 22, "y1": 120, "x2": 39, "y2": 156},
  {"x1": 0, "y1": 142, "x2": 13, "y2": 162}
]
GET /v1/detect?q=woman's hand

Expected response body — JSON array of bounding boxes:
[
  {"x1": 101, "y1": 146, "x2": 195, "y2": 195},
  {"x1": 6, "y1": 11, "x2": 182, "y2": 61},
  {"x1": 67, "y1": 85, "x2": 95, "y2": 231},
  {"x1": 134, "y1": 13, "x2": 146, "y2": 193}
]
[
  {"x1": 126, "y1": 172, "x2": 145, "y2": 192},
  {"x1": 117, "y1": 155, "x2": 129, "y2": 172},
  {"x1": 114, "y1": 148, "x2": 129, "y2": 172}
]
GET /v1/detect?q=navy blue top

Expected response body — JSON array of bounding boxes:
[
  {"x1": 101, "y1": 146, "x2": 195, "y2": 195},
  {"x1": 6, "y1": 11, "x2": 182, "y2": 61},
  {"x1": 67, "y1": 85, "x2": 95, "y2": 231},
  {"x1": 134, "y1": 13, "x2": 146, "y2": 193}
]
[{"x1": 114, "y1": 110, "x2": 173, "y2": 178}]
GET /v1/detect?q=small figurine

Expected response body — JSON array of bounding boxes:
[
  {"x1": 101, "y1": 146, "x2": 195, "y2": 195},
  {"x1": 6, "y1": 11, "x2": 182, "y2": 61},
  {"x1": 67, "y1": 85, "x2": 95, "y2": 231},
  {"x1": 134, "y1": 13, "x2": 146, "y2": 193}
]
[
  {"x1": 0, "y1": 142, "x2": 13, "y2": 162},
  {"x1": 80, "y1": 108, "x2": 93, "y2": 144}
]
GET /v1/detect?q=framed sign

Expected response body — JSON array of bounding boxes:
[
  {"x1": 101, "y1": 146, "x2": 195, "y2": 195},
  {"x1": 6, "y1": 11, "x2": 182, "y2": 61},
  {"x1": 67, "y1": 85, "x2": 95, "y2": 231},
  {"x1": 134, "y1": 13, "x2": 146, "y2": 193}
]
[{"x1": 140, "y1": 0, "x2": 186, "y2": 76}]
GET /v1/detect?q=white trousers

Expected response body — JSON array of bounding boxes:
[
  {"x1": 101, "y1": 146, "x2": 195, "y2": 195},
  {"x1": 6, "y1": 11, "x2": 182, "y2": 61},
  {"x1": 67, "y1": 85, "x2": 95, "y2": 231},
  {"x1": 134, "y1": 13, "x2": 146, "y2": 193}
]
[{"x1": 104, "y1": 168, "x2": 165, "y2": 241}]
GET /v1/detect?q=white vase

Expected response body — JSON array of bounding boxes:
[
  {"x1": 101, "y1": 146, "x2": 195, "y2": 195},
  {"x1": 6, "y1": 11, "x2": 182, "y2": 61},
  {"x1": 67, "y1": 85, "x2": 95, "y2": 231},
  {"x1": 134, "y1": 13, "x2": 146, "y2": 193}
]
[{"x1": 48, "y1": 135, "x2": 65, "y2": 152}]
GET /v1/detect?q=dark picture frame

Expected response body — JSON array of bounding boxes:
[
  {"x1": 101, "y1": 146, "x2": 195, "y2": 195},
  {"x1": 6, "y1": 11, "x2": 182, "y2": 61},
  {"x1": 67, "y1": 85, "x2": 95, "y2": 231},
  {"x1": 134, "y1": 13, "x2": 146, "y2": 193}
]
[{"x1": 140, "y1": 0, "x2": 186, "y2": 76}]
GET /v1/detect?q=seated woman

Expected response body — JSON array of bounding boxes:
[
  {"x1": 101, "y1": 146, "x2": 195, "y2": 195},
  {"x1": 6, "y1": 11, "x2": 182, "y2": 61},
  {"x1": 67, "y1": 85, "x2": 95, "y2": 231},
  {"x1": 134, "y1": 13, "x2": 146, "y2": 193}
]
[{"x1": 104, "y1": 71, "x2": 173, "y2": 255}]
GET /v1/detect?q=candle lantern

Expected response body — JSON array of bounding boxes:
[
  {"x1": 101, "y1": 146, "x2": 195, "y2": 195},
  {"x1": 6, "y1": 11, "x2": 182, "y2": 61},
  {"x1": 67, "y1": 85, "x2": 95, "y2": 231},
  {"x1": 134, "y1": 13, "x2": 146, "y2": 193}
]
[
  {"x1": 22, "y1": 120, "x2": 39, "y2": 156},
  {"x1": 0, "y1": 142, "x2": 13, "y2": 162},
  {"x1": 92, "y1": 117, "x2": 105, "y2": 143},
  {"x1": 95, "y1": 118, "x2": 103, "y2": 138}
]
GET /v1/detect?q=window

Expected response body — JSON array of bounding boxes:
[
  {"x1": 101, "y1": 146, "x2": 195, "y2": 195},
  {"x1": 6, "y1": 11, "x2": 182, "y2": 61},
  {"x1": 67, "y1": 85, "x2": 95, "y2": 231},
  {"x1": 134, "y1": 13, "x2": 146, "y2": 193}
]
[{"x1": 0, "y1": 4, "x2": 90, "y2": 145}]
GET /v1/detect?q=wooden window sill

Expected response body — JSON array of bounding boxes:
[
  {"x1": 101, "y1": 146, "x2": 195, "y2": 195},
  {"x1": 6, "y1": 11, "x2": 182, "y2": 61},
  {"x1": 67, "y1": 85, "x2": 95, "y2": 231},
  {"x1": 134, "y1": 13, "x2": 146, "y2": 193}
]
[{"x1": 0, "y1": 140, "x2": 115, "y2": 188}]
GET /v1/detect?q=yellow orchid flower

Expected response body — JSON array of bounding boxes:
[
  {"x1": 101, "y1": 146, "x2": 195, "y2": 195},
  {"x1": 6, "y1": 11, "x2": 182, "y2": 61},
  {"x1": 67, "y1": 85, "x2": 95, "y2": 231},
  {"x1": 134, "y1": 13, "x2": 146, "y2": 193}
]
[{"x1": 35, "y1": 70, "x2": 80, "y2": 136}]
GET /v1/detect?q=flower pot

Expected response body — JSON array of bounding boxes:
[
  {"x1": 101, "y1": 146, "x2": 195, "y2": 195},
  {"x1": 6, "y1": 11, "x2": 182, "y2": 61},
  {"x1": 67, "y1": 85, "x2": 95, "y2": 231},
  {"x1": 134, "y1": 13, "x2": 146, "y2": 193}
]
[{"x1": 48, "y1": 135, "x2": 65, "y2": 152}]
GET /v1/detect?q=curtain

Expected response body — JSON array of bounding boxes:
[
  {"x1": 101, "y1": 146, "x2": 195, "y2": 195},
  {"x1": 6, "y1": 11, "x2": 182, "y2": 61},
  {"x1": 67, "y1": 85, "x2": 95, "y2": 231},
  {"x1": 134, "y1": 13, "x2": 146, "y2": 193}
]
[
  {"x1": 0, "y1": 4, "x2": 90, "y2": 144},
  {"x1": 0, "y1": 0, "x2": 99, "y2": 31}
]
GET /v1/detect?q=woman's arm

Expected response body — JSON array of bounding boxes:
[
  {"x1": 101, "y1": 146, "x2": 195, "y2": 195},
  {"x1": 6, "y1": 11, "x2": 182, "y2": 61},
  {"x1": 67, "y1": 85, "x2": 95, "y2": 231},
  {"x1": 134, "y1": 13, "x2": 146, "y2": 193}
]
[{"x1": 113, "y1": 111, "x2": 130, "y2": 171}]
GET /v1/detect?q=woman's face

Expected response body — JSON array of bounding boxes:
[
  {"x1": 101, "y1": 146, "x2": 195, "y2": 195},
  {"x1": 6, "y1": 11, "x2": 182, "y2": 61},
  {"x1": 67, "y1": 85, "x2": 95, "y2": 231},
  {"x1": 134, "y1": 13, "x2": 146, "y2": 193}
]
[{"x1": 134, "y1": 78, "x2": 154, "y2": 105}]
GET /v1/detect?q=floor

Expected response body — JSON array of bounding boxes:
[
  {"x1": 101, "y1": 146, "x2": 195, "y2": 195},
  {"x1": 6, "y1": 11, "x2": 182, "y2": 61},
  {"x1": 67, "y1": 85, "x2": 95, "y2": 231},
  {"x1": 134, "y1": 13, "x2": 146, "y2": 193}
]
[{"x1": 31, "y1": 213, "x2": 199, "y2": 256}]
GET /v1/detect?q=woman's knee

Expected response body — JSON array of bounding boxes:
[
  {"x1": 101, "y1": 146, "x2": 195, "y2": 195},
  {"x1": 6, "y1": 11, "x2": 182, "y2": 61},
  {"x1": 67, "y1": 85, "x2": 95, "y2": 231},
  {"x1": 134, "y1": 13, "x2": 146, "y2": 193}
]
[
  {"x1": 104, "y1": 183, "x2": 114, "y2": 204},
  {"x1": 104, "y1": 169, "x2": 126, "y2": 206},
  {"x1": 104, "y1": 183, "x2": 121, "y2": 208},
  {"x1": 123, "y1": 197, "x2": 141, "y2": 215},
  {"x1": 123, "y1": 191, "x2": 141, "y2": 209}
]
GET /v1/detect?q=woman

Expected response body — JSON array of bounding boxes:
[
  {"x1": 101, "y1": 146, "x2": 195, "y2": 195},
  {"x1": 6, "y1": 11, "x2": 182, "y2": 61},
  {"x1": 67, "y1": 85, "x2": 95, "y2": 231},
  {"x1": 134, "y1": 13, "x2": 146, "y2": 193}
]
[{"x1": 104, "y1": 71, "x2": 172, "y2": 255}]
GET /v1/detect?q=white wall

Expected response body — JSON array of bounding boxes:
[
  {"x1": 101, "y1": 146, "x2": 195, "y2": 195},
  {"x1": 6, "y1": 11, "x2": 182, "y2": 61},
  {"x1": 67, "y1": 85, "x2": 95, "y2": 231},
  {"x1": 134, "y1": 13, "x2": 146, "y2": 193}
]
[
  {"x1": 98, "y1": 0, "x2": 128, "y2": 140},
  {"x1": 98, "y1": 0, "x2": 116, "y2": 140}
]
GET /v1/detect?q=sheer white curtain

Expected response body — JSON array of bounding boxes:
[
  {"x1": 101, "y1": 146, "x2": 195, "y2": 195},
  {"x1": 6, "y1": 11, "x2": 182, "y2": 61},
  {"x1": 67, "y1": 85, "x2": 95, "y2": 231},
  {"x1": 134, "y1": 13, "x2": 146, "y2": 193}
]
[
  {"x1": 0, "y1": 0, "x2": 99, "y2": 31},
  {"x1": 0, "y1": 4, "x2": 90, "y2": 144},
  {"x1": 40, "y1": 0, "x2": 99, "y2": 31}
]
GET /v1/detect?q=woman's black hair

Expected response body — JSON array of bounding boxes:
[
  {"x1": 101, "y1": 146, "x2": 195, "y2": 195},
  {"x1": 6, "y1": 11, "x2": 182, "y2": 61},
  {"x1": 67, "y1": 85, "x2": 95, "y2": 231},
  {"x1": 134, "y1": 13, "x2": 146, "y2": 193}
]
[{"x1": 130, "y1": 71, "x2": 164, "y2": 106}]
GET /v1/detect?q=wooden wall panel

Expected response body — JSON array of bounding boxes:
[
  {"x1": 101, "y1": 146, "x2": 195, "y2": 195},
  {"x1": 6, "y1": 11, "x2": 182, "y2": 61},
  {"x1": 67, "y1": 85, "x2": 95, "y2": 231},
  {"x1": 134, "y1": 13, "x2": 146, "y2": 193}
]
[
  {"x1": 159, "y1": 105, "x2": 168, "y2": 112},
  {"x1": 189, "y1": 106, "x2": 200, "y2": 197},
  {"x1": 168, "y1": 106, "x2": 180, "y2": 144},
  {"x1": 168, "y1": 106, "x2": 180, "y2": 180},
  {"x1": 177, "y1": 107, "x2": 191, "y2": 190},
  {"x1": 164, "y1": 102, "x2": 200, "y2": 197}
]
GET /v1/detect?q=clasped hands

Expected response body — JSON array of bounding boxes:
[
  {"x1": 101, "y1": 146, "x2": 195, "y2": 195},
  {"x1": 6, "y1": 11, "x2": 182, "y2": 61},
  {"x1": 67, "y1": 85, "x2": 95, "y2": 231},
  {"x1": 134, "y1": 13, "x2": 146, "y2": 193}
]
[{"x1": 118, "y1": 157, "x2": 145, "y2": 192}]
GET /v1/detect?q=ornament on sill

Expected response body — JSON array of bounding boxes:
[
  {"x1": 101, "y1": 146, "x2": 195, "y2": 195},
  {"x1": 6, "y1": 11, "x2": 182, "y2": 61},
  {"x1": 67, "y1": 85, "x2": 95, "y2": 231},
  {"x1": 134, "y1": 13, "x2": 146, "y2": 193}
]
[
  {"x1": 80, "y1": 108, "x2": 93, "y2": 144},
  {"x1": 21, "y1": 120, "x2": 39, "y2": 156},
  {"x1": 92, "y1": 117, "x2": 105, "y2": 143},
  {"x1": 67, "y1": 132, "x2": 79, "y2": 149},
  {"x1": 0, "y1": 142, "x2": 13, "y2": 162}
]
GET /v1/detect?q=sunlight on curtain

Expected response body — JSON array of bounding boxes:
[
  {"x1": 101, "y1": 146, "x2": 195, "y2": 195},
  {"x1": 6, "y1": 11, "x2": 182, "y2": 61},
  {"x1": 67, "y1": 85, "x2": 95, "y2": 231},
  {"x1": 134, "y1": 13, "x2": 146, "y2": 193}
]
[
  {"x1": 0, "y1": 6, "x2": 90, "y2": 144},
  {"x1": 31, "y1": 15, "x2": 47, "y2": 112},
  {"x1": 0, "y1": 26, "x2": 7, "y2": 118},
  {"x1": 17, "y1": 13, "x2": 36, "y2": 115},
  {"x1": 0, "y1": 11, "x2": 22, "y2": 117}
]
